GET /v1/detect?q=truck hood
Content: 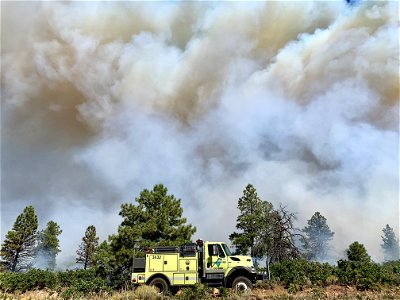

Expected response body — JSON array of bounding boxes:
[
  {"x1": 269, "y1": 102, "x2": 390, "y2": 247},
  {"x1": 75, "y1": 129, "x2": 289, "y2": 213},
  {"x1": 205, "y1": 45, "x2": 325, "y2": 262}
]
[
  {"x1": 228, "y1": 255, "x2": 255, "y2": 270},
  {"x1": 228, "y1": 255, "x2": 252, "y2": 263}
]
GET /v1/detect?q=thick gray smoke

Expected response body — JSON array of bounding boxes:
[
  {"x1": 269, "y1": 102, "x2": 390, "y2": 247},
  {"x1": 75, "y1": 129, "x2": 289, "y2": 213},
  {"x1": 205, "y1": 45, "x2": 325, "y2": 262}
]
[{"x1": 1, "y1": 1, "x2": 398, "y2": 266}]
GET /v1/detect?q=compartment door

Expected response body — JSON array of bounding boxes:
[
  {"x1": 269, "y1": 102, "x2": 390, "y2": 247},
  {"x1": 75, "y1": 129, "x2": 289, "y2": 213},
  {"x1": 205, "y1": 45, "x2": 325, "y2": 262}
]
[
  {"x1": 173, "y1": 273, "x2": 185, "y2": 285},
  {"x1": 148, "y1": 254, "x2": 163, "y2": 272},
  {"x1": 184, "y1": 273, "x2": 198, "y2": 285},
  {"x1": 163, "y1": 254, "x2": 179, "y2": 272}
]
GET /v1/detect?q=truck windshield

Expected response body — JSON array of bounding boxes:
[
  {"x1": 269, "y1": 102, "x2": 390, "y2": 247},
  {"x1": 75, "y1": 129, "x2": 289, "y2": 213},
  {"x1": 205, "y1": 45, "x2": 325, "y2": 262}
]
[{"x1": 222, "y1": 243, "x2": 232, "y2": 256}]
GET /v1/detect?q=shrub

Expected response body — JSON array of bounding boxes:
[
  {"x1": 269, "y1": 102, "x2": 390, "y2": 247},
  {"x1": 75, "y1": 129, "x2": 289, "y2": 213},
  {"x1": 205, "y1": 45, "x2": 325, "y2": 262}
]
[
  {"x1": 0, "y1": 269, "x2": 58, "y2": 292},
  {"x1": 0, "y1": 268, "x2": 108, "y2": 295},
  {"x1": 287, "y1": 283, "x2": 301, "y2": 294},
  {"x1": 347, "y1": 242, "x2": 371, "y2": 263},
  {"x1": 269, "y1": 258, "x2": 400, "y2": 291},
  {"x1": 57, "y1": 269, "x2": 98, "y2": 287},
  {"x1": 337, "y1": 259, "x2": 382, "y2": 290},
  {"x1": 270, "y1": 259, "x2": 335, "y2": 288},
  {"x1": 60, "y1": 286, "x2": 83, "y2": 299},
  {"x1": 325, "y1": 275, "x2": 338, "y2": 285},
  {"x1": 270, "y1": 260, "x2": 309, "y2": 288},
  {"x1": 381, "y1": 260, "x2": 400, "y2": 286},
  {"x1": 134, "y1": 285, "x2": 163, "y2": 300},
  {"x1": 176, "y1": 283, "x2": 210, "y2": 300}
]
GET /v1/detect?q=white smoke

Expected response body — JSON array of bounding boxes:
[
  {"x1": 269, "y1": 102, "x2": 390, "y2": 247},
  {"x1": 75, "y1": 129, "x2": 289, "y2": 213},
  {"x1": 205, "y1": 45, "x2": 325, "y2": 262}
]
[{"x1": 1, "y1": 1, "x2": 398, "y2": 265}]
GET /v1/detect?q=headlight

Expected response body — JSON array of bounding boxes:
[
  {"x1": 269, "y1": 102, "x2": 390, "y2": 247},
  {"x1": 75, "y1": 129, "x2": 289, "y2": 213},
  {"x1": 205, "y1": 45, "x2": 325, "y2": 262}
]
[{"x1": 248, "y1": 266, "x2": 255, "y2": 272}]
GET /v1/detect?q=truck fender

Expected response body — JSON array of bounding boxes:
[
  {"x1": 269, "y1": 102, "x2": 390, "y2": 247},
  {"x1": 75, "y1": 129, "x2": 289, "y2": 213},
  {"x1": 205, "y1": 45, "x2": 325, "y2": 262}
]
[
  {"x1": 225, "y1": 267, "x2": 255, "y2": 287},
  {"x1": 146, "y1": 273, "x2": 171, "y2": 288}
]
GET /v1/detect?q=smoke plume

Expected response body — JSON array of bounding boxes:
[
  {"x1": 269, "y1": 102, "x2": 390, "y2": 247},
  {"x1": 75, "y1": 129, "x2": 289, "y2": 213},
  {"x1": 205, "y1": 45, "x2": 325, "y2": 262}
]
[{"x1": 1, "y1": 1, "x2": 398, "y2": 266}]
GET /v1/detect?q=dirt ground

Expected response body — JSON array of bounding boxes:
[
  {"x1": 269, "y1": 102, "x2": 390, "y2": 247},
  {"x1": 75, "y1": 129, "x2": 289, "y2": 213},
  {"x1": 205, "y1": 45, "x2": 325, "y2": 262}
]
[
  {"x1": 1, "y1": 285, "x2": 400, "y2": 300},
  {"x1": 252, "y1": 285, "x2": 400, "y2": 299}
]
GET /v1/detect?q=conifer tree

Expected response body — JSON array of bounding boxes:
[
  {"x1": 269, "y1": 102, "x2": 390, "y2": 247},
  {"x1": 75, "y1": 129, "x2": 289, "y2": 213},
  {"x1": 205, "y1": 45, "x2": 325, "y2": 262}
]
[
  {"x1": 113, "y1": 184, "x2": 196, "y2": 249},
  {"x1": 230, "y1": 185, "x2": 302, "y2": 263},
  {"x1": 35, "y1": 221, "x2": 62, "y2": 270},
  {"x1": 302, "y1": 212, "x2": 334, "y2": 261},
  {"x1": 102, "y1": 184, "x2": 196, "y2": 286},
  {"x1": 76, "y1": 225, "x2": 99, "y2": 269},
  {"x1": 0, "y1": 206, "x2": 38, "y2": 271},
  {"x1": 381, "y1": 224, "x2": 400, "y2": 261},
  {"x1": 347, "y1": 241, "x2": 370, "y2": 263},
  {"x1": 229, "y1": 184, "x2": 269, "y2": 256}
]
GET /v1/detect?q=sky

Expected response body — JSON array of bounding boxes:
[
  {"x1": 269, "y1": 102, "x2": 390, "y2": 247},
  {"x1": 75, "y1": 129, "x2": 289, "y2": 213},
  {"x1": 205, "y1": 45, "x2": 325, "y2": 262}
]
[{"x1": 1, "y1": 1, "x2": 399, "y2": 267}]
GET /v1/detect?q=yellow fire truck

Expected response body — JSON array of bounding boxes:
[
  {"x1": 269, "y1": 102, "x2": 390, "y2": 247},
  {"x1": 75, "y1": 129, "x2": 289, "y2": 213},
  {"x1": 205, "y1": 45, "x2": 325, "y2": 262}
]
[{"x1": 131, "y1": 240, "x2": 267, "y2": 293}]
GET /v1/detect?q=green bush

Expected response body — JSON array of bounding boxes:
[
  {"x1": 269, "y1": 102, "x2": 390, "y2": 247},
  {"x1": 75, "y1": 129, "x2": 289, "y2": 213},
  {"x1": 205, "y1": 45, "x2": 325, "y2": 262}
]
[
  {"x1": 177, "y1": 283, "x2": 210, "y2": 300},
  {"x1": 337, "y1": 259, "x2": 383, "y2": 290},
  {"x1": 270, "y1": 258, "x2": 400, "y2": 291},
  {"x1": 1, "y1": 259, "x2": 400, "y2": 296},
  {"x1": 307, "y1": 262, "x2": 336, "y2": 286},
  {"x1": 324, "y1": 274, "x2": 338, "y2": 285},
  {"x1": 255, "y1": 278, "x2": 280, "y2": 289},
  {"x1": 0, "y1": 268, "x2": 108, "y2": 295},
  {"x1": 381, "y1": 260, "x2": 400, "y2": 286},
  {"x1": 270, "y1": 259, "x2": 335, "y2": 288},
  {"x1": 270, "y1": 260, "x2": 308, "y2": 288},
  {"x1": 0, "y1": 269, "x2": 58, "y2": 292},
  {"x1": 60, "y1": 286, "x2": 83, "y2": 299},
  {"x1": 58, "y1": 269, "x2": 96, "y2": 286}
]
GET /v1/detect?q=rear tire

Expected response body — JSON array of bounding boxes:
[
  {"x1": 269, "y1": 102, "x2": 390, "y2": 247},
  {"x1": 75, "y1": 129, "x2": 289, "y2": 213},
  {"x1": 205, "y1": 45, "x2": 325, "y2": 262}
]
[
  {"x1": 232, "y1": 276, "x2": 253, "y2": 292},
  {"x1": 149, "y1": 277, "x2": 169, "y2": 294}
]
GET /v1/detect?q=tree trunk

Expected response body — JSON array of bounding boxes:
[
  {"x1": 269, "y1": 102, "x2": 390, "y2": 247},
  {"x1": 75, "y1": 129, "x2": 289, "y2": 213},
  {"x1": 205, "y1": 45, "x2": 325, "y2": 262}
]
[{"x1": 12, "y1": 251, "x2": 20, "y2": 272}]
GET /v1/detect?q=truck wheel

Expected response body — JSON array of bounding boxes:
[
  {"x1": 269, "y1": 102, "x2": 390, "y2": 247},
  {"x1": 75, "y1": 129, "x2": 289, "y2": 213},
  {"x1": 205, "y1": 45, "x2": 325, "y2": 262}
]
[
  {"x1": 232, "y1": 276, "x2": 253, "y2": 292},
  {"x1": 149, "y1": 277, "x2": 169, "y2": 294}
]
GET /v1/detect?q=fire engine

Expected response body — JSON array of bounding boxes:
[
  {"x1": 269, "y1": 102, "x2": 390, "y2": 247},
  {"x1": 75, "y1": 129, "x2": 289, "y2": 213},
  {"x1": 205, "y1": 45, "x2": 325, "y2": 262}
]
[{"x1": 131, "y1": 239, "x2": 267, "y2": 293}]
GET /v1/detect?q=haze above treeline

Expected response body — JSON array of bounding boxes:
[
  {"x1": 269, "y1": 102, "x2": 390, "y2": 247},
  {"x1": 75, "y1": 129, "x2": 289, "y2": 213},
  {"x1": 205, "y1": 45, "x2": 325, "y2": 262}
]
[{"x1": 1, "y1": 0, "x2": 398, "y2": 265}]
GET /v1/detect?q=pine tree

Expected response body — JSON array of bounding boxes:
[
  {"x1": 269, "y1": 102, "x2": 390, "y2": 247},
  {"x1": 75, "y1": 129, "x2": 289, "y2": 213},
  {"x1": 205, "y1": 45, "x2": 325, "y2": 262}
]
[
  {"x1": 0, "y1": 206, "x2": 38, "y2": 271},
  {"x1": 35, "y1": 221, "x2": 62, "y2": 270},
  {"x1": 229, "y1": 184, "x2": 267, "y2": 256},
  {"x1": 115, "y1": 184, "x2": 196, "y2": 248},
  {"x1": 302, "y1": 212, "x2": 334, "y2": 261},
  {"x1": 230, "y1": 185, "x2": 302, "y2": 263},
  {"x1": 229, "y1": 184, "x2": 262, "y2": 256},
  {"x1": 76, "y1": 225, "x2": 99, "y2": 269},
  {"x1": 102, "y1": 184, "x2": 196, "y2": 286},
  {"x1": 381, "y1": 224, "x2": 400, "y2": 261},
  {"x1": 347, "y1": 241, "x2": 370, "y2": 263}
]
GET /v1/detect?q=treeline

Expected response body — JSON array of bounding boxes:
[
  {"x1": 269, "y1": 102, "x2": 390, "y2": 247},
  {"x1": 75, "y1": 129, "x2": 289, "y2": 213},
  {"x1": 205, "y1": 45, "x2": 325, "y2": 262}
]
[
  {"x1": 229, "y1": 184, "x2": 399, "y2": 264},
  {"x1": 227, "y1": 184, "x2": 400, "y2": 291},
  {"x1": 1, "y1": 184, "x2": 195, "y2": 288},
  {"x1": 1, "y1": 183, "x2": 399, "y2": 294}
]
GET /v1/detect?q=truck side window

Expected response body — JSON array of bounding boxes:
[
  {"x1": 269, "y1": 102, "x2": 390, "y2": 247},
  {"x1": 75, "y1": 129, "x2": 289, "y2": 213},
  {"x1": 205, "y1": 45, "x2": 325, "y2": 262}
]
[
  {"x1": 208, "y1": 244, "x2": 216, "y2": 256},
  {"x1": 208, "y1": 244, "x2": 226, "y2": 257},
  {"x1": 217, "y1": 244, "x2": 226, "y2": 258}
]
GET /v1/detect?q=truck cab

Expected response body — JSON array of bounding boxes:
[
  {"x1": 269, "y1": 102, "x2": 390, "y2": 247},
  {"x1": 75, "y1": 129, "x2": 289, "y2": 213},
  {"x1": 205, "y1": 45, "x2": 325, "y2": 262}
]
[{"x1": 131, "y1": 240, "x2": 266, "y2": 293}]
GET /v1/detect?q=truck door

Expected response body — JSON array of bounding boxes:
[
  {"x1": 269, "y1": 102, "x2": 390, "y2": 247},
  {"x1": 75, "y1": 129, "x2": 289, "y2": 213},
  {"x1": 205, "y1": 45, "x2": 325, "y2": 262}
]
[{"x1": 206, "y1": 243, "x2": 228, "y2": 271}]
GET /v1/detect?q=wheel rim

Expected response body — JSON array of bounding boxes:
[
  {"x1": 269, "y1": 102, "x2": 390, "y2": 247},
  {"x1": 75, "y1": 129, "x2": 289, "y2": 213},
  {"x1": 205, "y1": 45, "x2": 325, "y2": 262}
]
[
  {"x1": 235, "y1": 282, "x2": 249, "y2": 292},
  {"x1": 154, "y1": 282, "x2": 164, "y2": 293}
]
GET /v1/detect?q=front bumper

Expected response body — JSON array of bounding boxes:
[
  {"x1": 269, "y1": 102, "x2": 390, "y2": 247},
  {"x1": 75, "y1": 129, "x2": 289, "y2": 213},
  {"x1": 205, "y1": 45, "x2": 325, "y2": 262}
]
[{"x1": 256, "y1": 272, "x2": 269, "y2": 281}]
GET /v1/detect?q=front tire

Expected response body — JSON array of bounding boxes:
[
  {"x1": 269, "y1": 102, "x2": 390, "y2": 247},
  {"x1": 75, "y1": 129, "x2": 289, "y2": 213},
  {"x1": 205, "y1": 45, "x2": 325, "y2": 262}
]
[
  {"x1": 149, "y1": 277, "x2": 169, "y2": 294},
  {"x1": 232, "y1": 276, "x2": 253, "y2": 292}
]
